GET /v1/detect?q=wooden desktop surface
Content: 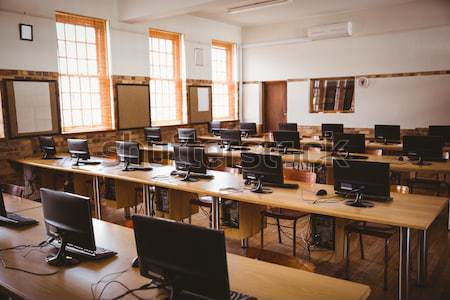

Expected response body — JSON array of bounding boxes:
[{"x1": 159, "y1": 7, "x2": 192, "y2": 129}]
[
  {"x1": 141, "y1": 144, "x2": 450, "y2": 174},
  {"x1": 0, "y1": 198, "x2": 371, "y2": 300},
  {"x1": 2, "y1": 193, "x2": 42, "y2": 213},
  {"x1": 14, "y1": 156, "x2": 448, "y2": 230}
]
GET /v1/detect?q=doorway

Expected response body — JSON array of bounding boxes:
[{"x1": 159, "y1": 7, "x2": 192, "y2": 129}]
[{"x1": 262, "y1": 81, "x2": 287, "y2": 132}]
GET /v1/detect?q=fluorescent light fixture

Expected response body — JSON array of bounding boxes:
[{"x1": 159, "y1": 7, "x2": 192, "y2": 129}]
[{"x1": 227, "y1": 0, "x2": 292, "y2": 14}]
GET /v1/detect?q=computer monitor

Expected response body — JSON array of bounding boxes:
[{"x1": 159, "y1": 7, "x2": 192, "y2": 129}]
[
  {"x1": 220, "y1": 129, "x2": 241, "y2": 151},
  {"x1": 333, "y1": 133, "x2": 366, "y2": 154},
  {"x1": 333, "y1": 159, "x2": 391, "y2": 208},
  {"x1": 403, "y1": 135, "x2": 444, "y2": 165},
  {"x1": 241, "y1": 152, "x2": 283, "y2": 193},
  {"x1": 116, "y1": 141, "x2": 152, "y2": 172},
  {"x1": 0, "y1": 191, "x2": 38, "y2": 226},
  {"x1": 374, "y1": 125, "x2": 401, "y2": 143},
  {"x1": 173, "y1": 146, "x2": 207, "y2": 182},
  {"x1": 144, "y1": 127, "x2": 163, "y2": 145},
  {"x1": 240, "y1": 122, "x2": 257, "y2": 137},
  {"x1": 132, "y1": 215, "x2": 231, "y2": 300},
  {"x1": 39, "y1": 136, "x2": 61, "y2": 159},
  {"x1": 67, "y1": 139, "x2": 90, "y2": 166},
  {"x1": 272, "y1": 131, "x2": 301, "y2": 152},
  {"x1": 428, "y1": 125, "x2": 450, "y2": 143},
  {"x1": 278, "y1": 123, "x2": 297, "y2": 132},
  {"x1": 209, "y1": 121, "x2": 221, "y2": 136},
  {"x1": 178, "y1": 128, "x2": 197, "y2": 144},
  {"x1": 321, "y1": 123, "x2": 344, "y2": 139},
  {"x1": 40, "y1": 188, "x2": 112, "y2": 266}
]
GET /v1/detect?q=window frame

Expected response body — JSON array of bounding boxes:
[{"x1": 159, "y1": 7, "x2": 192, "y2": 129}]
[
  {"x1": 309, "y1": 77, "x2": 355, "y2": 113},
  {"x1": 211, "y1": 39, "x2": 237, "y2": 121},
  {"x1": 148, "y1": 29, "x2": 184, "y2": 126},
  {"x1": 55, "y1": 11, "x2": 112, "y2": 133}
]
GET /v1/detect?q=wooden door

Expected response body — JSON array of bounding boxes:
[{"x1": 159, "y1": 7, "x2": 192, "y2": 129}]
[{"x1": 263, "y1": 81, "x2": 287, "y2": 132}]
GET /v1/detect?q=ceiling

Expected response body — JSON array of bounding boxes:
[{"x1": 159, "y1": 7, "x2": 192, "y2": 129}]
[{"x1": 191, "y1": 0, "x2": 419, "y2": 27}]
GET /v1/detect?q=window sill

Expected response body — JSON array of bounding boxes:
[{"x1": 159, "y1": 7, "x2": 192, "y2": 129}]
[
  {"x1": 214, "y1": 118, "x2": 239, "y2": 122},
  {"x1": 61, "y1": 127, "x2": 115, "y2": 135}
]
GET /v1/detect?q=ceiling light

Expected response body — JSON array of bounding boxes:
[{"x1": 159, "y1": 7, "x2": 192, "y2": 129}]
[{"x1": 227, "y1": 0, "x2": 292, "y2": 15}]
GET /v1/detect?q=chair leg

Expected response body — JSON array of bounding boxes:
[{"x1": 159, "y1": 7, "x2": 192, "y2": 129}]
[
  {"x1": 384, "y1": 238, "x2": 389, "y2": 291},
  {"x1": 345, "y1": 232, "x2": 351, "y2": 279},
  {"x1": 276, "y1": 218, "x2": 282, "y2": 244},
  {"x1": 260, "y1": 215, "x2": 264, "y2": 249},
  {"x1": 188, "y1": 204, "x2": 192, "y2": 224},
  {"x1": 293, "y1": 219, "x2": 297, "y2": 257},
  {"x1": 359, "y1": 233, "x2": 365, "y2": 259}
]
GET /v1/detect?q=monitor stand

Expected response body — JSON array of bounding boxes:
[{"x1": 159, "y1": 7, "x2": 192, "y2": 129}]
[
  {"x1": 412, "y1": 156, "x2": 432, "y2": 166},
  {"x1": 46, "y1": 236, "x2": 79, "y2": 266},
  {"x1": 181, "y1": 168, "x2": 199, "y2": 182},
  {"x1": 251, "y1": 176, "x2": 272, "y2": 194},
  {"x1": 344, "y1": 193, "x2": 374, "y2": 208}
]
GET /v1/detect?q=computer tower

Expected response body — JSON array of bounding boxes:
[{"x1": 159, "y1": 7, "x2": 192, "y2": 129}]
[
  {"x1": 310, "y1": 214, "x2": 335, "y2": 250},
  {"x1": 220, "y1": 200, "x2": 239, "y2": 229},
  {"x1": 155, "y1": 187, "x2": 170, "y2": 213}
]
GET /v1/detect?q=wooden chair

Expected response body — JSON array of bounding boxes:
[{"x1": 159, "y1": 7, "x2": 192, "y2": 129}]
[
  {"x1": 260, "y1": 169, "x2": 316, "y2": 256},
  {"x1": 246, "y1": 247, "x2": 315, "y2": 273},
  {"x1": 0, "y1": 183, "x2": 24, "y2": 198}
]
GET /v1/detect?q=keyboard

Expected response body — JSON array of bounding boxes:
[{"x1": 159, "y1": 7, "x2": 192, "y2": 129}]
[
  {"x1": 128, "y1": 165, "x2": 153, "y2": 171},
  {"x1": 230, "y1": 290, "x2": 257, "y2": 300},
  {"x1": 229, "y1": 146, "x2": 251, "y2": 151},
  {"x1": 270, "y1": 148, "x2": 303, "y2": 154},
  {"x1": 51, "y1": 240, "x2": 117, "y2": 260},
  {"x1": 170, "y1": 170, "x2": 214, "y2": 179},
  {"x1": 335, "y1": 191, "x2": 392, "y2": 202},
  {"x1": 150, "y1": 142, "x2": 168, "y2": 146},
  {"x1": 0, "y1": 213, "x2": 38, "y2": 226},
  {"x1": 183, "y1": 143, "x2": 206, "y2": 148},
  {"x1": 264, "y1": 182, "x2": 299, "y2": 189},
  {"x1": 79, "y1": 160, "x2": 102, "y2": 165}
]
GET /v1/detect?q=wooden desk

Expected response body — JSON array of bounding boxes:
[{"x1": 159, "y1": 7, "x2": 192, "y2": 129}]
[
  {"x1": 0, "y1": 198, "x2": 371, "y2": 300},
  {"x1": 13, "y1": 156, "x2": 448, "y2": 300},
  {"x1": 2, "y1": 193, "x2": 42, "y2": 213}
]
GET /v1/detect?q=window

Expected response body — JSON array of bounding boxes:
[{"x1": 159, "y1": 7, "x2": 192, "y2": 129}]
[
  {"x1": 149, "y1": 29, "x2": 184, "y2": 125},
  {"x1": 310, "y1": 78, "x2": 355, "y2": 113},
  {"x1": 0, "y1": 91, "x2": 4, "y2": 138},
  {"x1": 55, "y1": 12, "x2": 112, "y2": 132},
  {"x1": 211, "y1": 40, "x2": 237, "y2": 120}
]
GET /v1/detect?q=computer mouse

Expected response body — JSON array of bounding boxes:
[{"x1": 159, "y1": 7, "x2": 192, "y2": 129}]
[
  {"x1": 316, "y1": 189, "x2": 327, "y2": 196},
  {"x1": 398, "y1": 156, "x2": 404, "y2": 161}
]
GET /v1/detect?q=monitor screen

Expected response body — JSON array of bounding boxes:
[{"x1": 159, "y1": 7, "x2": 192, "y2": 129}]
[
  {"x1": 278, "y1": 123, "x2": 297, "y2": 132},
  {"x1": 40, "y1": 188, "x2": 96, "y2": 251},
  {"x1": 209, "y1": 121, "x2": 221, "y2": 134},
  {"x1": 333, "y1": 159, "x2": 390, "y2": 201},
  {"x1": 144, "y1": 127, "x2": 161, "y2": 142},
  {"x1": 403, "y1": 135, "x2": 443, "y2": 160},
  {"x1": 133, "y1": 215, "x2": 230, "y2": 300},
  {"x1": 67, "y1": 139, "x2": 90, "y2": 160},
  {"x1": 220, "y1": 129, "x2": 241, "y2": 145},
  {"x1": 241, "y1": 152, "x2": 284, "y2": 184},
  {"x1": 240, "y1": 122, "x2": 257, "y2": 136},
  {"x1": 0, "y1": 192, "x2": 7, "y2": 217},
  {"x1": 173, "y1": 146, "x2": 207, "y2": 174},
  {"x1": 272, "y1": 131, "x2": 300, "y2": 149},
  {"x1": 116, "y1": 141, "x2": 141, "y2": 164},
  {"x1": 333, "y1": 133, "x2": 366, "y2": 153},
  {"x1": 178, "y1": 128, "x2": 197, "y2": 143},
  {"x1": 374, "y1": 125, "x2": 401, "y2": 142},
  {"x1": 428, "y1": 125, "x2": 450, "y2": 143},
  {"x1": 39, "y1": 136, "x2": 57, "y2": 156},
  {"x1": 322, "y1": 123, "x2": 344, "y2": 138}
]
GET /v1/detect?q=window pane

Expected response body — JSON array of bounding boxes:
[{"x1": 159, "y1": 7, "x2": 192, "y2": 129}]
[
  {"x1": 75, "y1": 25, "x2": 86, "y2": 42},
  {"x1": 65, "y1": 24, "x2": 75, "y2": 41},
  {"x1": 86, "y1": 27, "x2": 96, "y2": 43},
  {"x1": 56, "y1": 22, "x2": 65, "y2": 39},
  {"x1": 77, "y1": 43, "x2": 86, "y2": 59}
]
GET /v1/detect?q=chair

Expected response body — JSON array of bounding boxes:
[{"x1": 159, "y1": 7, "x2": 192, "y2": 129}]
[
  {"x1": 260, "y1": 169, "x2": 316, "y2": 256},
  {"x1": 0, "y1": 183, "x2": 24, "y2": 198}
]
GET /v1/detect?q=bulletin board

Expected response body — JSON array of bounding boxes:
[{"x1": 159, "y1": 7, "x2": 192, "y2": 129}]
[
  {"x1": 116, "y1": 84, "x2": 151, "y2": 129},
  {"x1": 4, "y1": 79, "x2": 60, "y2": 138},
  {"x1": 188, "y1": 85, "x2": 212, "y2": 124}
]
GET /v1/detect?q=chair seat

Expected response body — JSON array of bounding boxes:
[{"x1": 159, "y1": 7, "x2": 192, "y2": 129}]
[
  {"x1": 262, "y1": 208, "x2": 309, "y2": 221},
  {"x1": 190, "y1": 196, "x2": 214, "y2": 208},
  {"x1": 345, "y1": 222, "x2": 396, "y2": 239}
]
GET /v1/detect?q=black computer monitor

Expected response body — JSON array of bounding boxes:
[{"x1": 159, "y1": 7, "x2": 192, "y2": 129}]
[
  {"x1": 240, "y1": 122, "x2": 257, "y2": 137},
  {"x1": 322, "y1": 123, "x2": 344, "y2": 139},
  {"x1": 241, "y1": 152, "x2": 284, "y2": 193},
  {"x1": 0, "y1": 191, "x2": 38, "y2": 226},
  {"x1": 39, "y1": 136, "x2": 60, "y2": 159},
  {"x1": 403, "y1": 135, "x2": 444, "y2": 165},
  {"x1": 220, "y1": 129, "x2": 241, "y2": 151},
  {"x1": 144, "y1": 127, "x2": 163, "y2": 144},
  {"x1": 209, "y1": 121, "x2": 221, "y2": 136},
  {"x1": 67, "y1": 139, "x2": 90, "y2": 165},
  {"x1": 333, "y1": 159, "x2": 391, "y2": 208},
  {"x1": 178, "y1": 128, "x2": 197, "y2": 144},
  {"x1": 133, "y1": 215, "x2": 231, "y2": 300},
  {"x1": 40, "y1": 188, "x2": 99, "y2": 266},
  {"x1": 428, "y1": 125, "x2": 450, "y2": 143},
  {"x1": 173, "y1": 146, "x2": 207, "y2": 182},
  {"x1": 333, "y1": 133, "x2": 366, "y2": 154},
  {"x1": 374, "y1": 125, "x2": 401, "y2": 143},
  {"x1": 116, "y1": 141, "x2": 152, "y2": 172},
  {"x1": 278, "y1": 123, "x2": 297, "y2": 132},
  {"x1": 272, "y1": 131, "x2": 301, "y2": 152}
]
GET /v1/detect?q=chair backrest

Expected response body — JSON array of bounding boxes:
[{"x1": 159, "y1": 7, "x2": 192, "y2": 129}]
[
  {"x1": 1, "y1": 183, "x2": 24, "y2": 198},
  {"x1": 283, "y1": 168, "x2": 317, "y2": 184},
  {"x1": 246, "y1": 247, "x2": 315, "y2": 272}
]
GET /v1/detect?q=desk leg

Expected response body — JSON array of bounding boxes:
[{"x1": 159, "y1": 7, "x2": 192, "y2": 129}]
[
  {"x1": 417, "y1": 229, "x2": 428, "y2": 286},
  {"x1": 143, "y1": 185, "x2": 150, "y2": 216},
  {"x1": 211, "y1": 197, "x2": 220, "y2": 230},
  {"x1": 92, "y1": 176, "x2": 102, "y2": 220},
  {"x1": 398, "y1": 227, "x2": 411, "y2": 300}
]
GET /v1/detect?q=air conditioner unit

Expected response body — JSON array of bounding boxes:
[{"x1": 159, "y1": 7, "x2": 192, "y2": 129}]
[{"x1": 307, "y1": 22, "x2": 352, "y2": 40}]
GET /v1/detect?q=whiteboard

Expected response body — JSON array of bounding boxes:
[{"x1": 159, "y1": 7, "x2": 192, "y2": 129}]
[
  {"x1": 197, "y1": 87, "x2": 210, "y2": 112},
  {"x1": 13, "y1": 81, "x2": 53, "y2": 133}
]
